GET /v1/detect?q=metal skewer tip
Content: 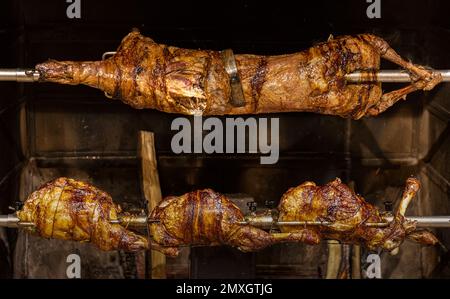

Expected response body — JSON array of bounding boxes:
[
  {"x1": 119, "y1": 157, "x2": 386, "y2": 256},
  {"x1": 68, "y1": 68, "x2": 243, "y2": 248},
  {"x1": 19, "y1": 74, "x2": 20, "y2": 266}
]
[{"x1": 0, "y1": 69, "x2": 40, "y2": 82}]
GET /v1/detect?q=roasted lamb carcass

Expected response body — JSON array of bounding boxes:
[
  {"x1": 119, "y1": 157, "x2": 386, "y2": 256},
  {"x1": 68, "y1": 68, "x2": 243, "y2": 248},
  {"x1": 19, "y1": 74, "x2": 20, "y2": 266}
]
[
  {"x1": 17, "y1": 177, "x2": 149, "y2": 252},
  {"x1": 35, "y1": 30, "x2": 442, "y2": 119},
  {"x1": 149, "y1": 189, "x2": 318, "y2": 257},
  {"x1": 278, "y1": 177, "x2": 439, "y2": 253},
  {"x1": 15, "y1": 177, "x2": 440, "y2": 256}
]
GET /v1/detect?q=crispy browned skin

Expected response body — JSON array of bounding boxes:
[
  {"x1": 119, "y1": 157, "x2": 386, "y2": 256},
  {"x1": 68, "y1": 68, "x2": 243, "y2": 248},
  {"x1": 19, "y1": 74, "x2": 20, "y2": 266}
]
[
  {"x1": 17, "y1": 177, "x2": 148, "y2": 252},
  {"x1": 278, "y1": 177, "x2": 439, "y2": 253},
  {"x1": 149, "y1": 189, "x2": 318, "y2": 257},
  {"x1": 35, "y1": 30, "x2": 442, "y2": 119}
]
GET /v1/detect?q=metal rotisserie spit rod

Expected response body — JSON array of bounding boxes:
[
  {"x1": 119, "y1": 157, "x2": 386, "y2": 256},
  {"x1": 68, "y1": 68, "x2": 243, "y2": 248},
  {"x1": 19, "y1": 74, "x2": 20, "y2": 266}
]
[
  {"x1": 0, "y1": 69, "x2": 40, "y2": 82},
  {"x1": 0, "y1": 214, "x2": 151, "y2": 228},
  {"x1": 1, "y1": 68, "x2": 450, "y2": 83},
  {"x1": 241, "y1": 214, "x2": 450, "y2": 228},
  {"x1": 345, "y1": 70, "x2": 450, "y2": 83},
  {"x1": 2, "y1": 213, "x2": 450, "y2": 229}
]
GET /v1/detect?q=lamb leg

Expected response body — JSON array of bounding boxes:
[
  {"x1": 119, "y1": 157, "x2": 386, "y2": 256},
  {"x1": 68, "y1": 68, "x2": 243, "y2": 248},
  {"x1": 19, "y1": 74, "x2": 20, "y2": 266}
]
[
  {"x1": 406, "y1": 230, "x2": 440, "y2": 246},
  {"x1": 397, "y1": 177, "x2": 420, "y2": 217},
  {"x1": 271, "y1": 230, "x2": 321, "y2": 245},
  {"x1": 395, "y1": 178, "x2": 440, "y2": 247},
  {"x1": 148, "y1": 241, "x2": 180, "y2": 257},
  {"x1": 362, "y1": 35, "x2": 442, "y2": 116}
]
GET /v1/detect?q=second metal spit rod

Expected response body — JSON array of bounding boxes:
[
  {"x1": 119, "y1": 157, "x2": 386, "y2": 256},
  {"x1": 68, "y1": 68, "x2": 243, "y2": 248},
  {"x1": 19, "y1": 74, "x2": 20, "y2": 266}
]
[
  {"x1": 1, "y1": 68, "x2": 450, "y2": 83},
  {"x1": 241, "y1": 215, "x2": 450, "y2": 228},
  {"x1": 0, "y1": 214, "x2": 154, "y2": 228},
  {"x1": 2, "y1": 214, "x2": 450, "y2": 228}
]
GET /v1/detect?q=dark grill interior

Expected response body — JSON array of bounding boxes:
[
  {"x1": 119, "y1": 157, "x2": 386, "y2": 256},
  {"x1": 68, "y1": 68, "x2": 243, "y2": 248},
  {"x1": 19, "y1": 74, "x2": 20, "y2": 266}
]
[{"x1": 0, "y1": 0, "x2": 449, "y2": 278}]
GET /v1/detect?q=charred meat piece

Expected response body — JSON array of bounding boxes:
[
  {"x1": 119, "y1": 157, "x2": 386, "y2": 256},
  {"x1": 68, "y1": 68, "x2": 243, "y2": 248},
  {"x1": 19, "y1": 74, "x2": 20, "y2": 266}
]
[
  {"x1": 149, "y1": 189, "x2": 317, "y2": 257},
  {"x1": 17, "y1": 177, "x2": 148, "y2": 251},
  {"x1": 278, "y1": 178, "x2": 439, "y2": 253},
  {"x1": 36, "y1": 30, "x2": 442, "y2": 119}
]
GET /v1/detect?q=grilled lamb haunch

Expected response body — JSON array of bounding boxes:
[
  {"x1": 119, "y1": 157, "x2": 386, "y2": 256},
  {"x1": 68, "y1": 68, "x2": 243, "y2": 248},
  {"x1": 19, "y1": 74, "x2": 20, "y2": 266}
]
[
  {"x1": 278, "y1": 177, "x2": 439, "y2": 253},
  {"x1": 36, "y1": 30, "x2": 442, "y2": 119},
  {"x1": 17, "y1": 177, "x2": 149, "y2": 251},
  {"x1": 149, "y1": 189, "x2": 318, "y2": 257}
]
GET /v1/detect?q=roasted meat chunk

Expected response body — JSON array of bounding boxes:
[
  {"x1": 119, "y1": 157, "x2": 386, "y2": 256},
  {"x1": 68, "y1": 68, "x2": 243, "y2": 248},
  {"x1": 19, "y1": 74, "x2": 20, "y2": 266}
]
[
  {"x1": 149, "y1": 189, "x2": 317, "y2": 257},
  {"x1": 17, "y1": 177, "x2": 148, "y2": 251},
  {"x1": 278, "y1": 177, "x2": 439, "y2": 253}
]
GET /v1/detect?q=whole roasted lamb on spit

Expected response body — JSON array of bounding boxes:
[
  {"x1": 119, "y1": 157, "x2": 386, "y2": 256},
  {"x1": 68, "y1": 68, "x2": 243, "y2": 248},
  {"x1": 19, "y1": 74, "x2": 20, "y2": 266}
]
[
  {"x1": 33, "y1": 30, "x2": 443, "y2": 119},
  {"x1": 5, "y1": 177, "x2": 439, "y2": 256}
]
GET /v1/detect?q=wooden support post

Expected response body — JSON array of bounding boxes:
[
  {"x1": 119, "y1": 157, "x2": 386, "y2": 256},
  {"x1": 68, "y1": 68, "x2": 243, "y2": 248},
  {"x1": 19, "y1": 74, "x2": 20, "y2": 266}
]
[
  {"x1": 351, "y1": 245, "x2": 362, "y2": 279},
  {"x1": 325, "y1": 240, "x2": 342, "y2": 279},
  {"x1": 138, "y1": 131, "x2": 166, "y2": 279}
]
